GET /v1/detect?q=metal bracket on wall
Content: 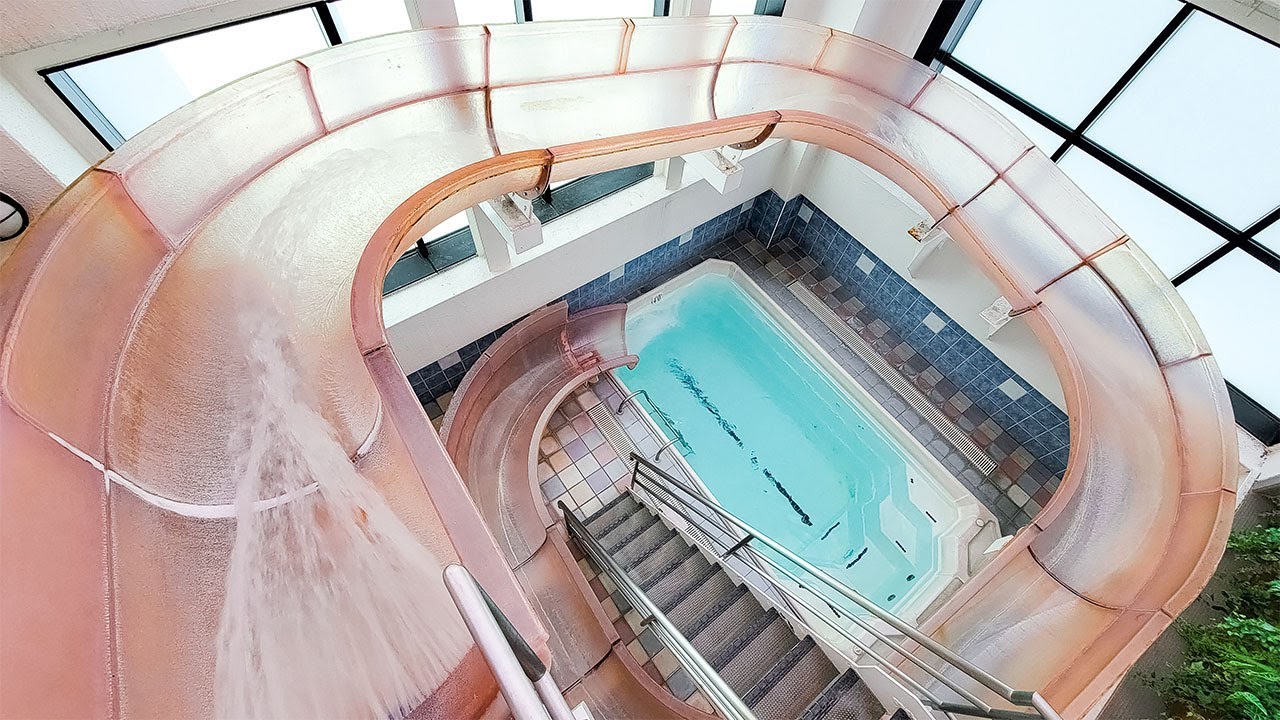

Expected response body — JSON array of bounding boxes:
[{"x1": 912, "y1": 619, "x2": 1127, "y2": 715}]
[{"x1": 907, "y1": 220, "x2": 952, "y2": 278}]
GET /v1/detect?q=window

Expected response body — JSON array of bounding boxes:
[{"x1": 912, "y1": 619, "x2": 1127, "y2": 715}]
[
  {"x1": 708, "y1": 0, "x2": 759, "y2": 15},
  {"x1": 922, "y1": 0, "x2": 1280, "y2": 441},
  {"x1": 949, "y1": 0, "x2": 1180, "y2": 125},
  {"x1": 328, "y1": 0, "x2": 412, "y2": 41},
  {"x1": 454, "y1": 0, "x2": 518, "y2": 25},
  {"x1": 1084, "y1": 12, "x2": 1280, "y2": 229},
  {"x1": 44, "y1": 2, "x2": 412, "y2": 150},
  {"x1": 1178, "y1": 250, "x2": 1280, "y2": 421},
  {"x1": 383, "y1": 163, "x2": 655, "y2": 295},
  {"x1": 529, "y1": 0, "x2": 657, "y2": 21},
  {"x1": 383, "y1": 212, "x2": 477, "y2": 294}
]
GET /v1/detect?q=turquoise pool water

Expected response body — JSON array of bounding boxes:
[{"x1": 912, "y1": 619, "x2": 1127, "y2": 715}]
[{"x1": 616, "y1": 272, "x2": 936, "y2": 609}]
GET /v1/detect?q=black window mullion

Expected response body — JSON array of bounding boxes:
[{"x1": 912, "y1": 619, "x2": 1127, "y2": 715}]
[
  {"x1": 1243, "y1": 205, "x2": 1280, "y2": 239},
  {"x1": 1069, "y1": 4, "x2": 1192, "y2": 141},
  {"x1": 914, "y1": 0, "x2": 982, "y2": 65},
  {"x1": 927, "y1": 0, "x2": 1280, "y2": 437},
  {"x1": 314, "y1": 2, "x2": 344, "y2": 45},
  {"x1": 935, "y1": 54, "x2": 1075, "y2": 137}
]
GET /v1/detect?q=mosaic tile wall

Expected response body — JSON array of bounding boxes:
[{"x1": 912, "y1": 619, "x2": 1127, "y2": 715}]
[
  {"x1": 402, "y1": 188, "x2": 1071, "y2": 528},
  {"x1": 761, "y1": 190, "x2": 1071, "y2": 476}
]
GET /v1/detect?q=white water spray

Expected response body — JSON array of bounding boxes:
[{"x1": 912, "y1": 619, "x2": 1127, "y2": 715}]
[{"x1": 214, "y1": 278, "x2": 469, "y2": 719}]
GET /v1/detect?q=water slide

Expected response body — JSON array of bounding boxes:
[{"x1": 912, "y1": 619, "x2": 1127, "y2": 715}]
[{"x1": 0, "y1": 15, "x2": 1235, "y2": 720}]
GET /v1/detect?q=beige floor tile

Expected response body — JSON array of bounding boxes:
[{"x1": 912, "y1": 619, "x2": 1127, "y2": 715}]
[{"x1": 549, "y1": 450, "x2": 572, "y2": 472}]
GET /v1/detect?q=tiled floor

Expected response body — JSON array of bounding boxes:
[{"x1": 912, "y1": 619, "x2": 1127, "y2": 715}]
[{"x1": 535, "y1": 379, "x2": 717, "y2": 708}]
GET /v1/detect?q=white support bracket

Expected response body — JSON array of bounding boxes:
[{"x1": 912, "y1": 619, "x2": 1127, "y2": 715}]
[
  {"x1": 476, "y1": 193, "x2": 543, "y2": 269},
  {"x1": 906, "y1": 219, "x2": 951, "y2": 278},
  {"x1": 980, "y1": 296, "x2": 1015, "y2": 338},
  {"x1": 661, "y1": 156, "x2": 685, "y2": 191},
  {"x1": 682, "y1": 146, "x2": 743, "y2": 195}
]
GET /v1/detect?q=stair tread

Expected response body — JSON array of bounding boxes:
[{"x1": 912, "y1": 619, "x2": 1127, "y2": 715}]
[
  {"x1": 648, "y1": 552, "x2": 715, "y2": 610},
  {"x1": 616, "y1": 524, "x2": 684, "y2": 571},
  {"x1": 584, "y1": 492, "x2": 637, "y2": 532},
  {"x1": 602, "y1": 511, "x2": 658, "y2": 552},
  {"x1": 715, "y1": 611, "x2": 798, "y2": 696},
  {"x1": 629, "y1": 533, "x2": 688, "y2": 584},
  {"x1": 800, "y1": 670, "x2": 884, "y2": 720},
  {"x1": 666, "y1": 570, "x2": 738, "y2": 634},
  {"x1": 690, "y1": 589, "x2": 768, "y2": 664},
  {"x1": 745, "y1": 637, "x2": 838, "y2": 719}
]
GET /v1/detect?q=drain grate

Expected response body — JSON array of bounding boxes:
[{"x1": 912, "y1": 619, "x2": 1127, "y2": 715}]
[
  {"x1": 588, "y1": 401, "x2": 641, "y2": 465},
  {"x1": 788, "y1": 281, "x2": 997, "y2": 476}
]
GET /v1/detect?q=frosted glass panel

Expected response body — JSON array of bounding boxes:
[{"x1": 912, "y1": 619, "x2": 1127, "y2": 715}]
[
  {"x1": 530, "y1": 0, "x2": 655, "y2": 20},
  {"x1": 1256, "y1": 222, "x2": 1280, "y2": 256},
  {"x1": 330, "y1": 0, "x2": 412, "y2": 41},
  {"x1": 709, "y1": 0, "x2": 757, "y2": 14},
  {"x1": 952, "y1": 0, "x2": 1179, "y2": 125},
  {"x1": 454, "y1": 0, "x2": 517, "y2": 25},
  {"x1": 1087, "y1": 13, "x2": 1280, "y2": 229},
  {"x1": 1179, "y1": 250, "x2": 1280, "y2": 413},
  {"x1": 1058, "y1": 150, "x2": 1223, "y2": 277},
  {"x1": 940, "y1": 68, "x2": 1064, "y2": 155},
  {"x1": 65, "y1": 9, "x2": 327, "y2": 139}
]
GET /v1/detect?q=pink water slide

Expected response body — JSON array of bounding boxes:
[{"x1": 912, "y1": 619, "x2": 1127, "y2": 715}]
[{"x1": 0, "y1": 16, "x2": 1235, "y2": 719}]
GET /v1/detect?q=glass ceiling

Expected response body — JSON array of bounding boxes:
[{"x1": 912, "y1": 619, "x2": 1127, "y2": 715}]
[{"x1": 934, "y1": 0, "x2": 1280, "y2": 438}]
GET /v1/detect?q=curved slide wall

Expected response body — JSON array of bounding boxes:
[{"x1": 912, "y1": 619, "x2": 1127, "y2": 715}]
[{"x1": 0, "y1": 16, "x2": 1235, "y2": 719}]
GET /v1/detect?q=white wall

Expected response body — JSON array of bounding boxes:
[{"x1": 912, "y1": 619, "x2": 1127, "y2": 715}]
[
  {"x1": 784, "y1": 0, "x2": 942, "y2": 55},
  {"x1": 789, "y1": 145, "x2": 1066, "y2": 408},
  {"x1": 383, "y1": 140, "x2": 800, "y2": 371}
]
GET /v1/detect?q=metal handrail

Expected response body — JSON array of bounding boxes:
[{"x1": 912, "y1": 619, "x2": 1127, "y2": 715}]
[
  {"x1": 443, "y1": 564, "x2": 576, "y2": 720},
  {"x1": 632, "y1": 473, "x2": 1004, "y2": 717},
  {"x1": 560, "y1": 501, "x2": 758, "y2": 720},
  {"x1": 628, "y1": 454, "x2": 1062, "y2": 720},
  {"x1": 615, "y1": 388, "x2": 690, "y2": 460}
]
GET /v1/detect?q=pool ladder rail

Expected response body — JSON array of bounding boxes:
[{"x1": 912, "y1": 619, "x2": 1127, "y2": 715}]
[
  {"x1": 572, "y1": 453, "x2": 1063, "y2": 720},
  {"x1": 615, "y1": 388, "x2": 692, "y2": 461}
]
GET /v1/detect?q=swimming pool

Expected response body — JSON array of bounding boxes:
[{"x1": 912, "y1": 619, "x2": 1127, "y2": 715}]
[{"x1": 615, "y1": 261, "x2": 985, "y2": 617}]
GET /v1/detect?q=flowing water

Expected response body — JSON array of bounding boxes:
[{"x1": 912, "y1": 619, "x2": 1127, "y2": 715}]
[{"x1": 214, "y1": 277, "x2": 469, "y2": 718}]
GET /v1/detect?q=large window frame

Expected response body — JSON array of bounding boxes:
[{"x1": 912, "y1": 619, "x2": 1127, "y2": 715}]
[
  {"x1": 40, "y1": 2, "x2": 378, "y2": 151},
  {"x1": 382, "y1": 162, "x2": 655, "y2": 294},
  {"x1": 918, "y1": 0, "x2": 1280, "y2": 443}
]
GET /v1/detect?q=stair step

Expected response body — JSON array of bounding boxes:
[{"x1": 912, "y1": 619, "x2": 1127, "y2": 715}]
[
  {"x1": 614, "y1": 523, "x2": 680, "y2": 570},
  {"x1": 714, "y1": 610, "x2": 798, "y2": 696},
  {"x1": 690, "y1": 588, "x2": 768, "y2": 664},
  {"x1": 629, "y1": 533, "x2": 689, "y2": 585},
  {"x1": 745, "y1": 637, "x2": 838, "y2": 719},
  {"x1": 801, "y1": 671, "x2": 884, "y2": 720},
  {"x1": 584, "y1": 492, "x2": 637, "y2": 534},
  {"x1": 602, "y1": 511, "x2": 658, "y2": 552},
  {"x1": 666, "y1": 570, "x2": 738, "y2": 634},
  {"x1": 648, "y1": 552, "x2": 715, "y2": 610}
]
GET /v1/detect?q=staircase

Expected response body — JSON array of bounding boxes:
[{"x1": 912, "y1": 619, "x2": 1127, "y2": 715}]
[{"x1": 581, "y1": 492, "x2": 891, "y2": 720}]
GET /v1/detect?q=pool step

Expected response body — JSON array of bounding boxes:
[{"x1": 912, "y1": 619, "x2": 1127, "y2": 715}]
[{"x1": 573, "y1": 493, "x2": 888, "y2": 719}]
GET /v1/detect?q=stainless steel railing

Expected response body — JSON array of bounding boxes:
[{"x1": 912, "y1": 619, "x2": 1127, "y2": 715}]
[
  {"x1": 443, "y1": 564, "x2": 576, "y2": 720},
  {"x1": 560, "y1": 501, "x2": 759, "y2": 720},
  {"x1": 627, "y1": 454, "x2": 1062, "y2": 720},
  {"x1": 615, "y1": 388, "x2": 691, "y2": 461}
]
